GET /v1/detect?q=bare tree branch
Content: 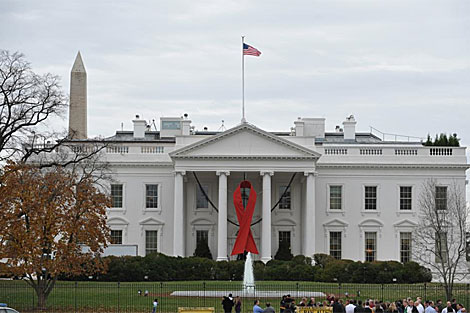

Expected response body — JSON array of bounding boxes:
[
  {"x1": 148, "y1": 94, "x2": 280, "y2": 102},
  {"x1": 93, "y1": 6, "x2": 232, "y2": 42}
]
[{"x1": 413, "y1": 179, "x2": 468, "y2": 300}]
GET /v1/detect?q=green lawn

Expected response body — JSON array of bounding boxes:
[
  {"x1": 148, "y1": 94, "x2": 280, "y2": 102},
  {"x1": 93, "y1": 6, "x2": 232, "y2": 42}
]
[{"x1": 1, "y1": 281, "x2": 468, "y2": 313}]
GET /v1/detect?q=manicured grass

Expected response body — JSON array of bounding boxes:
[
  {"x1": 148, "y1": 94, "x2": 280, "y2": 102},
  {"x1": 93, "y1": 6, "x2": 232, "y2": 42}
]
[{"x1": 1, "y1": 280, "x2": 469, "y2": 313}]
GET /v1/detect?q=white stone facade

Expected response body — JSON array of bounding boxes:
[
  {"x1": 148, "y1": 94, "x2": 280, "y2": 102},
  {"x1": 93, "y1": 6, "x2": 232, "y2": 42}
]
[
  {"x1": 99, "y1": 116, "x2": 468, "y2": 264},
  {"x1": 66, "y1": 54, "x2": 469, "y2": 277}
]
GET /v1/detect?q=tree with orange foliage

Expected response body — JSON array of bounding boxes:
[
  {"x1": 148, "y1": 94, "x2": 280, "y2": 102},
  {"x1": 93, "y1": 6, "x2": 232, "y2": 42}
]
[{"x1": 0, "y1": 162, "x2": 111, "y2": 309}]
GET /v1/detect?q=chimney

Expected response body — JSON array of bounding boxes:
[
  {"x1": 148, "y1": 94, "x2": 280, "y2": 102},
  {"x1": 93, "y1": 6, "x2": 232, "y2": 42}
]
[
  {"x1": 294, "y1": 117, "x2": 304, "y2": 136},
  {"x1": 342, "y1": 115, "x2": 357, "y2": 141},
  {"x1": 133, "y1": 115, "x2": 147, "y2": 138},
  {"x1": 181, "y1": 114, "x2": 191, "y2": 136},
  {"x1": 68, "y1": 51, "x2": 87, "y2": 139}
]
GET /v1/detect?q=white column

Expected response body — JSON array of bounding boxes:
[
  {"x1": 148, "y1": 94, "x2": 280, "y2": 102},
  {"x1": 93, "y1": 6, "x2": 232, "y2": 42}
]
[
  {"x1": 302, "y1": 171, "x2": 316, "y2": 258},
  {"x1": 173, "y1": 171, "x2": 185, "y2": 257},
  {"x1": 216, "y1": 171, "x2": 230, "y2": 261},
  {"x1": 261, "y1": 171, "x2": 273, "y2": 263}
]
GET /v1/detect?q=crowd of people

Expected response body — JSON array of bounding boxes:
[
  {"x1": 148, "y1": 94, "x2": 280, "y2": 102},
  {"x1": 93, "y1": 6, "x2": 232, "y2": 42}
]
[
  {"x1": 280, "y1": 295, "x2": 468, "y2": 313},
  {"x1": 221, "y1": 294, "x2": 467, "y2": 313}
]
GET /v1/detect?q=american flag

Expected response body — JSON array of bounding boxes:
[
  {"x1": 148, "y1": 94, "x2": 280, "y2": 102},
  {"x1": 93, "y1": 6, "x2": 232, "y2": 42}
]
[{"x1": 243, "y1": 43, "x2": 261, "y2": 56}]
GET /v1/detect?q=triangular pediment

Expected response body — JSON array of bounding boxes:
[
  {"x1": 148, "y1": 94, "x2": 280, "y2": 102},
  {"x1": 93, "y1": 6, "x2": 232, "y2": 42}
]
[
  {"x1": 139, "y1": 217, "x2": 164, "y2": 225},
  {"x1": 393, "y1": 219, "x2": 418, "y2": 228},
  {"x1": 323, "y1": 218, "x2": 349, "y2": 227},
  {"x1": 170, "y1": 123, "x2": 320, "y2": 159}
]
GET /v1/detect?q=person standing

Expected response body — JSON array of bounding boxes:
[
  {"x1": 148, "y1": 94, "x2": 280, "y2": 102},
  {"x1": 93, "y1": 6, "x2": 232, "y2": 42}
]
[
  {"x1": 442, "y1": 302, "x2": 456, "y2": 313},
  {"x1": 425, "y1": 301, "x2": 437, "y2": 313},
  {"x1": 254, "y1": 300, "x2": 263, "y2": 313},
  {"x1": 223, "y1": 295, "x2": 235, "y2": 313},
  {"x1": 235, "y1": 296, "x2": 242, "y2": 313},
  {"x1": 152, "y1": 298, "x2": 158, "y2": 313},
  {"x1": 280, "y1": 296, "x2": 287, "y2": 313},
  {"x1": 332, "y1": 297, "x2": 345, "y2": 313},
  {"x1": 264, "y1": 302, "x2": 276, "y2": 313},
  {"x1": 346, "y1": 299, "x2": 356, "y2": 313},
  {"x1": 416, "y1": 299, "x2": 424, "y2": 313}
]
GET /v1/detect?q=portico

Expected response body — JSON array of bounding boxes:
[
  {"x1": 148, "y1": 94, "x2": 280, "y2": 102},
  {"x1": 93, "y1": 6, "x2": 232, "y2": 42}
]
[{"x1": 169, "y1": 123, "x2": 319, "y2": 262}]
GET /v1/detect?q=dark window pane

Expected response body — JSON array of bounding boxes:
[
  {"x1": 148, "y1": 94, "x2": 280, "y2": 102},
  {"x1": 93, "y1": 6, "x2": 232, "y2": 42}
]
[
  {"x1": 111, "y1": 184, "x2": 123, "y2": 208},
  {"x1": 436, "y1": 186, "x2": 447, "y2": 210},
  {"x1": 146, "y1": 184, "x2": 159, "y2": 208},
  {"x1": 279, "y1": 231, "x2": 291, "y2": 249},
  {"x1": 364, "y1": 186, "x2": 377, "y2": 210},
  {"x1": 196, "y1": 230, "x2": 209, "y2": 246},
  {"x1": 145, "y1": 230, "x2": 158, "y2": 255},
  {"x1": 329, "y1": 231, "x2": 342, "y2": 259},
  {"x1": 279, "y1": 186, "x2": 291, "y2": 209},
  {"x1": 110, "y1": 230, "x2": 122, "y2": 244},
  {"x1": 435, "y1": 231, "x2": 448, "y2": 263},
  {"x1": 330, "y1": 186, "x2": 342, "y2": 210},
  {"x1": 196, "y1": 185, "x2": 209, "y2": 209},
  {"x1": 365, "y1": 232, "x2": 377, "y2": 262},
  {"x1": 400, "y1": 186, "x2": 412, "y2": 210},
  {"x1": 400, "y1": 232, "x2": 412, "y2": 263}
]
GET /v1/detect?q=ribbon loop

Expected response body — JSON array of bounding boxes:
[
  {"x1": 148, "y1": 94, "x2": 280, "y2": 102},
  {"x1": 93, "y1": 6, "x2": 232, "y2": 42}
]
[{"x1": 231, "y1": 180, "x2": 259, "y2": 256}]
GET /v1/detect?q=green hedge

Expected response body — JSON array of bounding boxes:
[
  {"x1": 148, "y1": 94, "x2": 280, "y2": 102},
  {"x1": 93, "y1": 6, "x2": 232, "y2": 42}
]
[{"x1": 59, "y1": 253, "x2": 431, "y2": 283}]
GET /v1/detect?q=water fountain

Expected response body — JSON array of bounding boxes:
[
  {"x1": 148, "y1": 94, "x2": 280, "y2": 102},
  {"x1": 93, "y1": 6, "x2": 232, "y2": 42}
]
[
  {"x1": 171, "y1": 253, "x2": 325, "y2": 298},
  {"x1": 242, "y1": 253, "x2": 255, "y2": 294}
]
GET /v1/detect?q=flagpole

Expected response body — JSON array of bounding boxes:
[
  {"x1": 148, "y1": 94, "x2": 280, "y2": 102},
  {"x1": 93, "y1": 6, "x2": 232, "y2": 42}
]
[{"x1": 241, "y1": 36, "x2": 246, "y2": 123}]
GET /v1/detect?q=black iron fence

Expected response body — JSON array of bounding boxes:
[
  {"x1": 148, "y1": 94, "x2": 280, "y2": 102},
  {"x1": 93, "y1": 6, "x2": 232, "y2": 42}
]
[{"x1": 1, "y1": 281, "x2": 469, "y2": 313}]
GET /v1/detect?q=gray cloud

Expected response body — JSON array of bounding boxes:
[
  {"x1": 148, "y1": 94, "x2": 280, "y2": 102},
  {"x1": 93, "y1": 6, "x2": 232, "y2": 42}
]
[{"x1": 1, "y1": 0, "x2": 469, "y2": 146}]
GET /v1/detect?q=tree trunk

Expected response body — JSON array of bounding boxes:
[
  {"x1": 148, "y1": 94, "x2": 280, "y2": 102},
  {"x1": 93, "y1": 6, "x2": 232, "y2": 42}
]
[
  {"x1": 445, "y1": 283, "x2": 453, "y2": 301},
  {"x1": 35, "y1": 285, "x2": 48, "y2": 310}
]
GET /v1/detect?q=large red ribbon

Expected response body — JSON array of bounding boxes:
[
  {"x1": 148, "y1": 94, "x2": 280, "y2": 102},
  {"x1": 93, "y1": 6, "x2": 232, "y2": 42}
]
[{"x1": 231, "y1": 180, "x2": 259, "y2": 255}]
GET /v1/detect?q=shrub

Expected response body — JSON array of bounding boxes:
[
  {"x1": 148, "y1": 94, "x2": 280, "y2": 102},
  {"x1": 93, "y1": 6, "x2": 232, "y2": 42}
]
[
  {"x1": 193, "y1": 240, "x2": 213, "y2": 259},
  {"x1": 59, "y1": 253, "x2": 432, "y2": 283},
  {"x1": 274, "y1": 241, "x2": 294, "y2": 261}
]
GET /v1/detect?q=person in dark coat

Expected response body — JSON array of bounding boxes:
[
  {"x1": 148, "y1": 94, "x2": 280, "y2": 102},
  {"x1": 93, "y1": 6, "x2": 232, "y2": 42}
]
[{"x1": 222, "y1": 295, "x2": 235, "y2": 313}]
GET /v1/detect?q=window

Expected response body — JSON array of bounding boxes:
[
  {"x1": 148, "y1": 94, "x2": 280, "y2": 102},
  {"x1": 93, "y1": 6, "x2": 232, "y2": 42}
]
[
  {"x1": 161, "y1": 121, "x2": 181, "y2": 130},
  {"x1": 364, "y1": 186, "x2": 377, "y2": 210},
  {"x1": 329, "y1": 231, "x2": 342, "y2": 259},
  {"x1": 145, "y1": 230, "x2": 158, "y2": 255},
  {"x1": 329, "y1": 186, "x2": 342, "y2": 210},
  {"x1": 196, "y1": 230, "x2": 209, "y2": 246},
  {"x1": 241, "y1": 187, "x2": 250, "y2": 208},
  {"x1": 146, "y1": 184, "x2": 159, "y2": 208},
  {"x1": 365, "y1": 232, "x2": 377, "y2": 262},
  {"x1": 436, "y1": 186, "x2": 447, "y2": 210},
  {"x1": 400, "y1": 186, "x2": 412, "y2": 210},
  {"x1": 279, "y1": 186, "x2": 291, "y2": 209},
  {"x1": 110, "y1": 230, "x2": 123, "y2": 244},
  {"x1": 400, "y1": 232, "x2": 412, "y2": 263},
  {"x1": 111, "y1": 184, "x2": 123, "y2": 208},
  {"x1": 279, "y1": 231, "x2": 291, "y2": 249},
  {"x1": 196, "y1": 185, "x2": 209, "y2": 209},
  {"x1": 435, "y1": 231, "x2": 448, "y2": 263}
]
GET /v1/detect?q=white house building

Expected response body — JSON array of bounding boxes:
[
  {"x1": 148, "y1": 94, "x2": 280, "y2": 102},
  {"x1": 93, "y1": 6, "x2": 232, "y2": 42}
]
[{"x1": 67, "y1": 53, "x2": 469, "y2": 268}]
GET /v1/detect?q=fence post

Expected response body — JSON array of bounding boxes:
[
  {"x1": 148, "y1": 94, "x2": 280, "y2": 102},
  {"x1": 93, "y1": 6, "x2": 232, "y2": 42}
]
[
  {"x1": 75, "y1": 281, "x2": 78, "y2": 313},
  {"x1": 424, "y1": 283, "x2": 427, "y2": 301},
  {"x1": 117, "y1": 281, "x2": 120, "y2": 313},
  {"x1": 160, "y1": 282, "x2": 164, "y2": 313},
  {"x1": 381, "y1": 284, "x2": 384, "y2": 301},
  {"x1": 296, "y1": 282, "x2": 299, "y2": 299},
  {"x1": 466, "y1": 284, "x2": 469, "y2": 310},
  {"x1": 203, "y1": 282, "x2": 206, "y2": 307},
  {"x1": 32, "y1": 283, "x2": 35, "y2": 310}
]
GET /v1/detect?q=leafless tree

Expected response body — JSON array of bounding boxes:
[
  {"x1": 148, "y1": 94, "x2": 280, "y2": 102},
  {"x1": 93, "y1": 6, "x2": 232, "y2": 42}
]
[
  {"x1": 0, "y1": 50, "x2": 107, "y2": 167},
  {"x1": 413, "y1": 179, "x2": 468, "y2": 300}
]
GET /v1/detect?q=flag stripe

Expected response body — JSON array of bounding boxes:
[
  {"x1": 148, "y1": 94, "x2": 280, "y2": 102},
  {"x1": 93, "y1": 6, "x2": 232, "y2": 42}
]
[{"x1": 243, "y1": 43, "x2": 261, "y2": 57}]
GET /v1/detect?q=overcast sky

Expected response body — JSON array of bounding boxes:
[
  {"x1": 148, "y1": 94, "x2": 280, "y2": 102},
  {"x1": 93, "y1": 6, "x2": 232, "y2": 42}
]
[{"x1": 1, "y1": 0, "x2": 469, "y2": 147}]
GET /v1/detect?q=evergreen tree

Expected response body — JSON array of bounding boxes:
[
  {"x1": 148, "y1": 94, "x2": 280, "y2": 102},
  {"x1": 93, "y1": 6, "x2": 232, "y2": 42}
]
[
  {"x1": 424, "y1": 134, "x2": 432, "y2": 146},
  {"x1": 194, "y1": 240, "x2": 213, "y2": 259},
  {"x1": 274, "y1": 240, "x2": 294, "y2": 261}
]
